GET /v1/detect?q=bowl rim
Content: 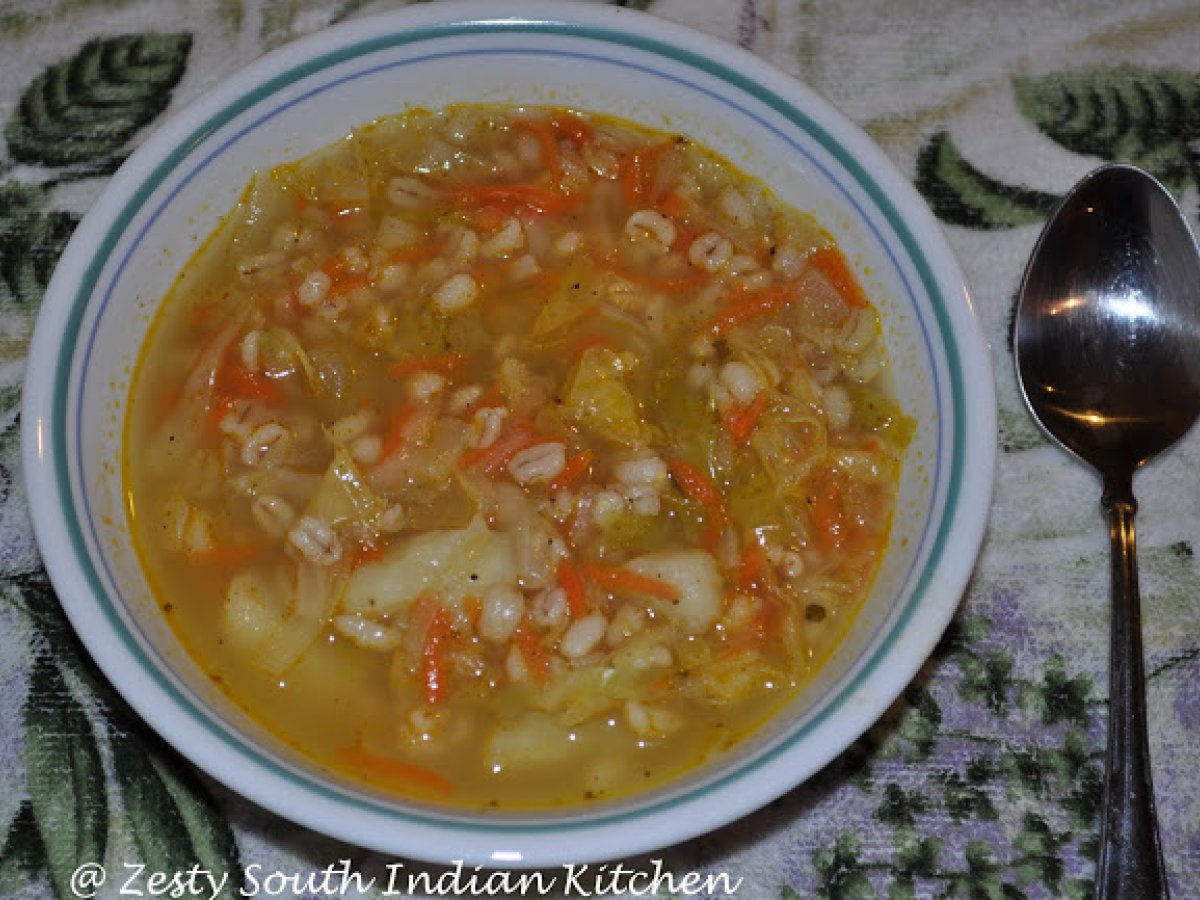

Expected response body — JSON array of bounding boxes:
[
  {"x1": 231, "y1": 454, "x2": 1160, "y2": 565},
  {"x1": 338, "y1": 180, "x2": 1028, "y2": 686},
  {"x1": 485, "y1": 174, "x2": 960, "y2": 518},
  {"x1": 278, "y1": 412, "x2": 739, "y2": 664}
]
[{"x1": 20, "y1": 0, "x2": 997, "y2": 867}]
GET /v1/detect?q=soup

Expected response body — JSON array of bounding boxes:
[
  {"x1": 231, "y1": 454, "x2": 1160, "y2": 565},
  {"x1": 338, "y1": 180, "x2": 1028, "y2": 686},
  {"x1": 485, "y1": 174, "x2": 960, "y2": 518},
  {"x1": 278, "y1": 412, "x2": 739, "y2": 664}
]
[{"x1": 125, "y1": 104, "x2": 911, "y2": 808}]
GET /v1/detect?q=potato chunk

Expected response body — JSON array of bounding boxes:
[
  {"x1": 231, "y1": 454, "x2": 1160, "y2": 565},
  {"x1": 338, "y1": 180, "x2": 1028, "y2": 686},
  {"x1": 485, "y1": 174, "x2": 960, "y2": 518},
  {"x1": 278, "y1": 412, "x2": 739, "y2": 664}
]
[
  {"x1": 341, "y1": 515, "x2": 516, "y2": 615},
  {"x1": 623, "y1": 549, "x2": 722, "y2": 633}
]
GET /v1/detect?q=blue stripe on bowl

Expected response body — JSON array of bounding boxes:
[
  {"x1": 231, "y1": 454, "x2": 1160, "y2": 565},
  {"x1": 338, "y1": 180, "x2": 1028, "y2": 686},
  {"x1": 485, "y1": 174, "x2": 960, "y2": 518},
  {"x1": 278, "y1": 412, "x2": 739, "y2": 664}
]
[{"x1": 54, "y1": 18, "x2": 964, "y2": 839}]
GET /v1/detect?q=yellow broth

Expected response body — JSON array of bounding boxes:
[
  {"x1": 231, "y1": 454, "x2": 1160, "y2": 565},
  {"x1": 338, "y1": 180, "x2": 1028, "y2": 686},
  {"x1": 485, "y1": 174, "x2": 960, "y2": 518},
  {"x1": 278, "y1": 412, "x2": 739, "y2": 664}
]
[{"x1": 125, "y1": 105, "x2": 912, "y2": 809}]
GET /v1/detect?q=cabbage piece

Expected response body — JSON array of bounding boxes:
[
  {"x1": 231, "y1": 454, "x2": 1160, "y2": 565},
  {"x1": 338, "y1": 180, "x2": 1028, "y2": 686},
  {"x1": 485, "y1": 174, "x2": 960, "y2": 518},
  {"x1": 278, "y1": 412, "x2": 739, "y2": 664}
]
[
  {"x1": 222, "y1": 562, "x2": 341, "y2": 676},
  {"x1": 485, "y1": 711, "x2": 580, "y2": 769},
  {"x1": 535, "y1": 630, "x2": 673, "y2": 726},
  {"x1": 844, "y1": 382, "x2": 916, "y2": 448},
  {"x1": 530, "y1": 262, "x2": 602, "y2": 344},
  {"x1": 536, "y1": 666, "x2": 620, "y2": 726},
  {"x1": 257, "y1": 327, "x2": 325, "y2": 395},
  {"x1": 623, "y1": 549, "x2": 723, "y2": 634},
  {"x1": 307, "y1": 443, "x2": 386, "y2": 537},
  {"x1": 750, "y1": 413, "x2": 827, "y2": 493},
  {"x1": 223, "y1": 571, "x2": 285, "y2": 656},
  {"x1": 340, "y1": 515, "x2": 516, "y2": 615},
  {"x1": 700, "y1": 648, "x2": 784, "y2": 705},
  {"x1": 564, "y1": 346, "x2": 653, "y2": 446}
]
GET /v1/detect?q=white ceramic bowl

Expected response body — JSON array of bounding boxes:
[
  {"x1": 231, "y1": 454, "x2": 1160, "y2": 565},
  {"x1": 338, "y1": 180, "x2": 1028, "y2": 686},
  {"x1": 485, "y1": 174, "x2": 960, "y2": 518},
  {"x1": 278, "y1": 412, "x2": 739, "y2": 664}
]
[{"x1": 22, "y1": 0, "x2": 995, "y2": 867}]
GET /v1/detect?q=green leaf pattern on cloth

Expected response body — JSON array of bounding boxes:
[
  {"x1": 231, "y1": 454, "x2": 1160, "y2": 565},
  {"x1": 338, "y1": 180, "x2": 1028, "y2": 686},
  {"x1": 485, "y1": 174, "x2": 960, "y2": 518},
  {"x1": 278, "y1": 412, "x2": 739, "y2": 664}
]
[
  {"x1": 6, "y1": 32, "x2": 191, "y2": 172},
  {"x1": 111, "y1": 728, "x2": 243, "y2": 900},
  {"x1": 0, "y1": 182, "x2": 76, "y2": 362},
  {"x1": 22, "y1": 653, "x2": 109, "y2": 900},
  {"x1": 0, "y1": 3, "x2": 1197, "y2": 899},
  {"x1": 1014, "y1": 67, "x2": 1200, "y2": 196}
]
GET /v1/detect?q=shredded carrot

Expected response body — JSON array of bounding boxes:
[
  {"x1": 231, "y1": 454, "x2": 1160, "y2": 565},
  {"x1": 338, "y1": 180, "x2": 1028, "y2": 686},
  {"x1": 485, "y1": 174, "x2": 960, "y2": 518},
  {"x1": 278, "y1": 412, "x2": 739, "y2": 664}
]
[
  {"x1": 190, "y1": 541, "x2": 265, "y2": 568},
  {"x1": 738, "y1": 541, "x2": 770, "y2": 595},
  {"x1": 336, "y1": 746, "x2": 454, "y2": 796},
  {"x1": 579, "y1": 563, "x2": 680, "y2": 601},
  {"x1": 657, "y1": 189, "x2": 690, "y2": 218},
  {"x1": 474, "y1": 382, "x2": 506, "y2": 410},
  {"x1": 420, "y1": 605, "x2": 453, "y2": 706},
  {"x1": 459, "y1": 421, "x2": 548, "y2": 478},
  {"x1": 462, "y1": 594, "x2": 482, "y2": 625},
  {"x1": 709, "y1": 283, "x2": 798, "y2": 337},
  {"x1": 224, "y1": 365, "x2": 283, "y2": 405},
  {"x1": 721, "y1": 593, "x2": 783, "y2": 652},
  {"x1": 549, "y1": 112, "x2": 593, "y2": 144},
  {"x1": 809, "y1": 473, "x2": 863, "y2": 554},
  {"x1": 668, "y1": 458, "x2": 726, "y2": 550},
  {"x1": 320, "y1": 256, "x2": 371, "y2": 296},
  {"x1": 618, "y1": 141, "x2": 673, "y2": 205},
  {"x1": 513, "y1": 622, "x2": 551, "y2": 685},
  {"x1": 808, "y1": 245, "x2": 871, "y2": 310},
  {"x1": 376, "y1": 405, "x2": 414, "y2": 462},
  {"x1": 723, "y1": 391, "x2": 769, "y2": 446},
  {"x1": 452, "y1": 183, "x2": 579, "y2": 217},
  {"x1": 351, "y1": 540, "x2": 386, "y2": 568},
  {"x1": 556, "y1": 558, "x2": 590, "y2": 618},
  {"x1": 388, "y1": 351, "x2": 465, "y2": 378},
  {"x1": 549, "y1": 449, "x2": 593, "y2": 491}
]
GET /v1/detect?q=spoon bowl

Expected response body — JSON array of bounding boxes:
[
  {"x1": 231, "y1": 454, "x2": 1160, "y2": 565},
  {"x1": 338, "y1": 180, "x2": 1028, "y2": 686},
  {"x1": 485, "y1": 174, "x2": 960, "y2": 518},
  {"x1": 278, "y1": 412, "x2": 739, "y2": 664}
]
[
  {"x1": 1016, "y1": 163, "x2": 1200, "y2": 899},
  {"x1": 1018, "y1": 165, "x2": 1200, "y2": 476}
]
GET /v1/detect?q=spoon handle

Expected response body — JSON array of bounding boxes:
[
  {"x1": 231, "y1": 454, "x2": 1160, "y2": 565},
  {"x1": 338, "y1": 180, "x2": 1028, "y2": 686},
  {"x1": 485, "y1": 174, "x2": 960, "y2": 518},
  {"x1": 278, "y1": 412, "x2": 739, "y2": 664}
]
[{"x1": 1098, "y1": 478, "x2": 1169, "y2": 899}]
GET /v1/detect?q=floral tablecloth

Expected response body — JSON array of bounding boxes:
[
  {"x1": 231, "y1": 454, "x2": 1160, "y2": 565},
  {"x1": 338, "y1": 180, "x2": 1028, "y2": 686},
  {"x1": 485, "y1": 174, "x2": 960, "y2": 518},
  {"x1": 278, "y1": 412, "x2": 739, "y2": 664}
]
[{"x1": 2, "y1": 1, "x2": 1198, "y2": 898}]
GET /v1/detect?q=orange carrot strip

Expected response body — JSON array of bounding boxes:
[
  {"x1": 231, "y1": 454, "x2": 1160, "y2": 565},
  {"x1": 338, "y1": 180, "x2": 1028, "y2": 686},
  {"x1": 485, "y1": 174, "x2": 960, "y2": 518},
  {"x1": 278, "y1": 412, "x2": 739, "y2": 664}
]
[
  {"x1": 336, "y1": 746, "x2": 454, "y2": 796},
  {"x1": 557, "y1": 558, "x2": 590, "y2": 618},
  {"x1": 549, "y1": 112, "x2": 594, "y2": 144},
  {"x1": 618, "y1": 141, "x2": 673, "y2": 205},
  {"x1": 657, "y1": 189, "x2": 690, "y2": 218},
  {"x1": 739, "y1": 541, "x2": 769, "y2": 595},
  {"x1": 459, "y1": 422, "x2": 548, "y2": 478},
  {"x1": 190, "y1": 541, "x2": 265, "y2": 568},
  {"x1": 549, "y1": 449, "x2": 593, "y2": 492},
  {"x1": 668, "y1": 458, "x2": 726, "y2": 550},
  {"x1": 808, "y1": 245, "x2": 871, "y2": 310},
  {"x1": 377, "y1": 405, "x2": 415, "y2": 461},
  {"x1": 319, "y1": 256, "x2": 371, "y2": 296},
  {"x1": 225, "y1": 366, "x2": 282, "y2": 405},
  {"x1": 462, "y1": 594, "x2": 482, "y2": 625},
  {"x1": 810, "y1": 475, "x2": 847, "y2": 553},
  {"x1": 579, "y1": 563, "x2": 680, "y2": 601},
  {"x1": 351, "y1": 540, "x2": 386, "y2": 568},
  {"x1": 513, "y1": 622, "x2": 551, "y2": 685},
  {"x1": 388, "y1": 351, "x2": 465, "y2": 378},
  {"x1": 421, "y1": 606, "x2": 452, "y2": 706},
  {"x1": 709, "y1": 283, "x2": 797, "y2": 337},
  {"x1": 452, "y1": 184, "x2": 579, "y2": 216},
  {"x1": 724, "y1": 391, "x2": 769, "y2": 446}
]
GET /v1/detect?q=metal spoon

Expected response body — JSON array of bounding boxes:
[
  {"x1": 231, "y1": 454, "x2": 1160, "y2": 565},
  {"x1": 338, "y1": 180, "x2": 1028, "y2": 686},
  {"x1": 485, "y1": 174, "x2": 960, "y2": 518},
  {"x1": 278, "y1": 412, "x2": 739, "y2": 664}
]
[{"x1": 1015, "y1": 163, "x2": 1200, "y2": 898}]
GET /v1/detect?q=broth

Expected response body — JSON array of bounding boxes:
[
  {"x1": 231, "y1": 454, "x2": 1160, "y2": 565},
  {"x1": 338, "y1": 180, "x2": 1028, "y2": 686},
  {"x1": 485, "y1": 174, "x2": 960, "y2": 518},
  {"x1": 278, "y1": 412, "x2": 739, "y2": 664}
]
[{"x1": 125, "y1": 105, "x2": 912, "y2": 808}]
